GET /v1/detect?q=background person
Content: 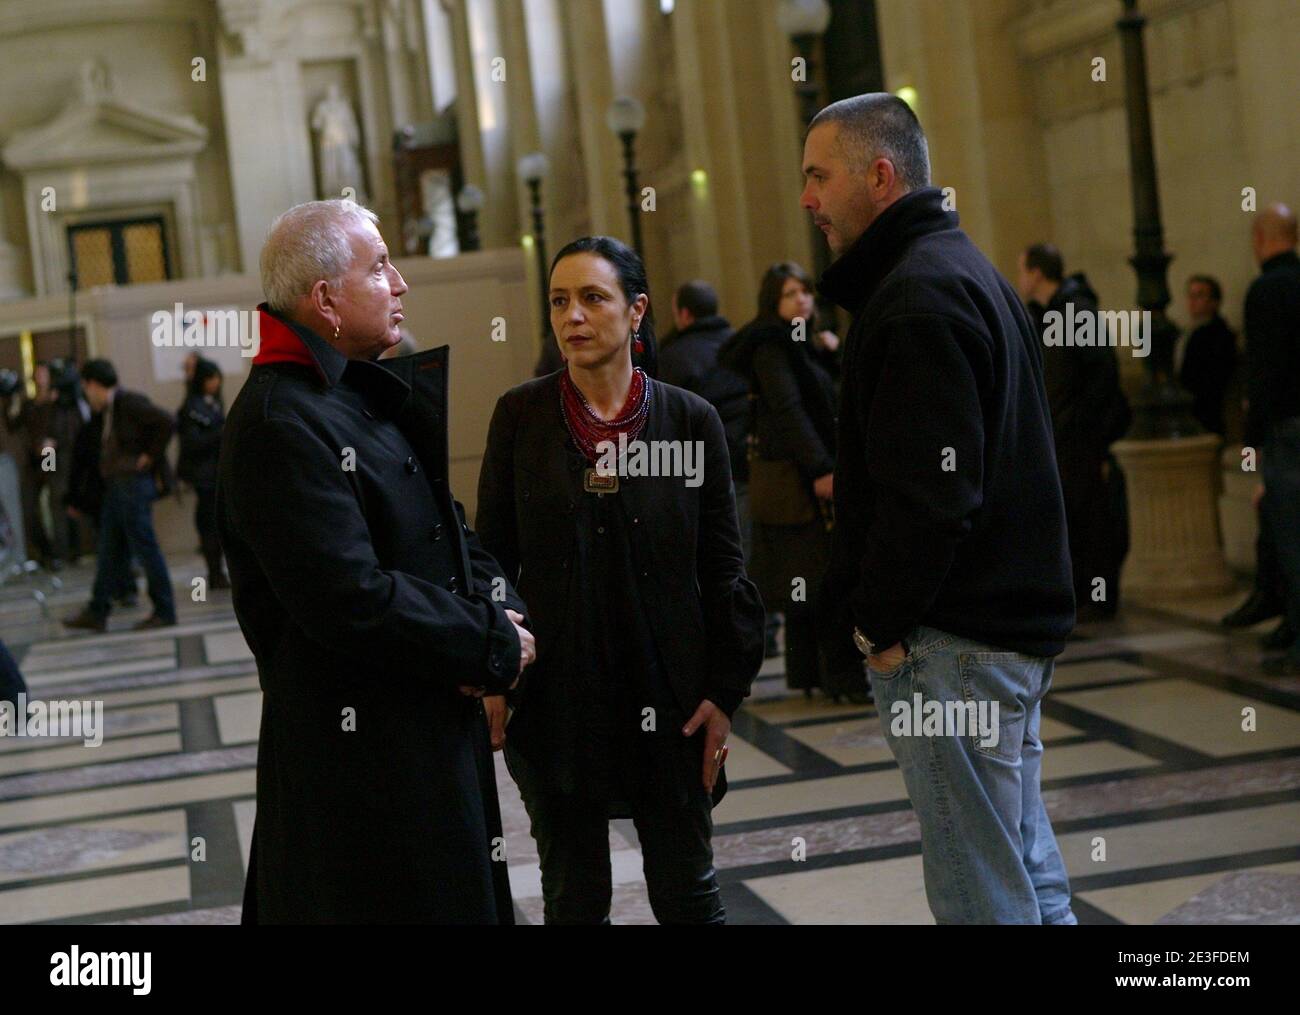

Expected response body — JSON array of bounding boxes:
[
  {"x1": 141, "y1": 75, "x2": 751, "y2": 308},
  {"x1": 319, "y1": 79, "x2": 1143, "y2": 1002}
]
[
  {"x1": 1017, "y1": 242, "x2": 1131, "y2": 620},
  {"x1": 64, "y1": 360, "x2": 176, "y2": 633},
  {"x1": 722, "y1": 262, "x2": 865, "y2": 702},
  {"x1": 1177, "y1": 274, "x2": 1238, "y2": 437},
  {"x1": 2, "y1": 361, "x2": 84, "y2": 570},
  {"x1": 1244, "y1": 204, "x2": 1300, "y2": 675},
  {"x1": 177, "y1": 357, "x2": 229, "y2": 590}
]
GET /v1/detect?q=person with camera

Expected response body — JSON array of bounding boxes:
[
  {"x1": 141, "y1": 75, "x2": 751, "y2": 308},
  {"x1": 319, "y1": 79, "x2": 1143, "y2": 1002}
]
[{"x1": 1, "y1": 360, "x2": 84, "y2": 570}]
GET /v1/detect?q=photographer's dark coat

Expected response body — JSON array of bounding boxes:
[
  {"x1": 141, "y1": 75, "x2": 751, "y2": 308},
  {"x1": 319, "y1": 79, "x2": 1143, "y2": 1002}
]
[{"x1": 217, "y1": 308, "x2": 525, "y2": 924}]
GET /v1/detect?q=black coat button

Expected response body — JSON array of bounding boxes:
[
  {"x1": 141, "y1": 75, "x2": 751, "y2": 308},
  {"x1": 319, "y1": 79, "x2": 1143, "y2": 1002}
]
[
  {"x1": 405, "y1": 457, "x2": 418, "y2": 474},
  {"x1": 431, "y1": 523, "x2": 444, "y2": 541},
  {"x1": 447, "y1": 576, "x2": 459, "y2": 593}
]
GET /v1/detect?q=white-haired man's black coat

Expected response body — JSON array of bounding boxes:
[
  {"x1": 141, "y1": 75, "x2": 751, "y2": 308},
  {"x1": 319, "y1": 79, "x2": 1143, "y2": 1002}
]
[{"x1": 218, "y1": 308, "x2": 524, "y2": 924}]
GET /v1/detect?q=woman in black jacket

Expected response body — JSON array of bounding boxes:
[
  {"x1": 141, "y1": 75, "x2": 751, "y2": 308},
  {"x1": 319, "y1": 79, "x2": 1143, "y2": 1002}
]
[
  {"x1": 177, "y1": 357, "x2": 228, "y2": 588},
  {"x1": 721, "y1": 262, "x2": 866, "y2": 703},
  {"x1": 476, "y1": 235, "x2": 764, "y2": 924}
]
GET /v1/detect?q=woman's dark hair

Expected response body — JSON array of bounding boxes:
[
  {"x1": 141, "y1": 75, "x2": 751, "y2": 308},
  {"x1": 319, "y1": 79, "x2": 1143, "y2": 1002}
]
[
  {"x1": 549, "y1": 236, "x2": 656, "y2": 359},
  {"x1": 756, "y1": 261, "x2": 815, "y2": 324},
  {"x1": 190, "y1": 357, "x2": 223, "y2": 397}
]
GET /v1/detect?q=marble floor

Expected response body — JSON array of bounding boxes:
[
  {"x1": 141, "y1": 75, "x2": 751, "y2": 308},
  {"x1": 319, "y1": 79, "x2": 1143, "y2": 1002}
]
[{"x1": 2, "y1": 557, "x2": 1299, "y2": 924}]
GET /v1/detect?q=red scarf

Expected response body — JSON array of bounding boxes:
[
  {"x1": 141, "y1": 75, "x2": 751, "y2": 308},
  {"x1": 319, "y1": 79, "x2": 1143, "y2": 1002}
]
[{"x1": 559, "y1": 368, "x2": 650, "y2": 463}]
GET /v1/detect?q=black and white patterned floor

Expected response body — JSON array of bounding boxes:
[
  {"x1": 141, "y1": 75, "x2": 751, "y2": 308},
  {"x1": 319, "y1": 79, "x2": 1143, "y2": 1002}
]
[{"x1": 2, "y1": 558, "x2": 1299, "y2": 924}]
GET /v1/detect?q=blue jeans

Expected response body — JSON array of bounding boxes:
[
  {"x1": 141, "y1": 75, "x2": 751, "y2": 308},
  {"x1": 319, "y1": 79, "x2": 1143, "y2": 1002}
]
[
  {"x1": 867, "y1": 624, "x2": 1076, "y2": 924},
  {"x1": 90, "y1": 473, "x2": 175, "y2": 622},
  {"x1": 1263, "y1": 418, "x2": 1300, "y2": 663}
]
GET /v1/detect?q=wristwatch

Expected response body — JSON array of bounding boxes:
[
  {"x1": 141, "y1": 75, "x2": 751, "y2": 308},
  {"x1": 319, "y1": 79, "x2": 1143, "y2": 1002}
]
[{"x1": 855, "y1": 628, "x2": 911, "y2": 660}]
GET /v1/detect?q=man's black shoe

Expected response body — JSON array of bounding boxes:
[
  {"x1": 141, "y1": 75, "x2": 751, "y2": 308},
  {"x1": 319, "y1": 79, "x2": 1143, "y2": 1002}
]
[
  {"x1": 1261, "y1": 619, "x2": 1296, "y2": 652},
  {"x1": 63, "y1": 609, "x2": 107, "y2": 633},
  {"x1": 1222, "y1": 592, "x2": 1284, "y2": 627},
  {"x1": 133, "y1": 614, "x2": 177, "y2": 631}
]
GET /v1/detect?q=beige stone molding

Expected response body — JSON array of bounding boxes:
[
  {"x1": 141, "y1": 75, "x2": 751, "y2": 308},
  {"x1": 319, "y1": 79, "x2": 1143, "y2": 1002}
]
[
  {"x1": 1112, "y1": 433, "x2": 1234, "y2": 599},
  {"x1": 0, "y1": 0, "x2": 206, "y2": 37},
  {"x1": 1012, "y1": 0, "x2": 1217, "y2": 61},
  {"x1": 2, "y1": 60, "x2": 209, "y2": 297},
  {"x1": 3, "y1": 62, "x2": 208, "y2": 172}
]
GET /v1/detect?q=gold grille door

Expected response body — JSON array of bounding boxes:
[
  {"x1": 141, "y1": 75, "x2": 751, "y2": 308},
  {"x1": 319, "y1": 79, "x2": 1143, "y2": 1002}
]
[
  {"x1": 70, "y1": 227, "x2": 115, "y2": 288},
  {"x1": 67, "y1": 216, "x2": 171, "y2": 288}
]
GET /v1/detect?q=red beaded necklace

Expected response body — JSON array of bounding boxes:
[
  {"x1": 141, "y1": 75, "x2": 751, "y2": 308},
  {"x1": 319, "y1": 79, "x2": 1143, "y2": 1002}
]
[{"x1": 559, "y1": 367, "x2": 650, "y2": 464}]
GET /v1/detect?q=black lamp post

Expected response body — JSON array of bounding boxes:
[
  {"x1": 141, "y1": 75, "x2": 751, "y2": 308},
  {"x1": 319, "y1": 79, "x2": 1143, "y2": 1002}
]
[
  {"x1": 607, "y1": 97, "x2": 647, "y2": 258},
  {"x1": 456, "y1": 184, "x2": 483, "y2": 252},
  {"x1": 1117, "y1": 0, "x2": 1198, "y2": 438},
  {"x1": 518, "y1": 152, "x2": 551, "y2": 345}
]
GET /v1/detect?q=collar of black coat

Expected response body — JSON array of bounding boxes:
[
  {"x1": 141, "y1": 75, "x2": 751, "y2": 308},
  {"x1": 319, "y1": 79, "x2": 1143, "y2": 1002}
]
[
  {"x1": 1261, "y1": 249, "x2": 1300, "y2": 274},
  {"x1": 254, "y1": 304, "x2": 349, "y2": 387},
  {"x1": 817, "y1": 186, "x2": 957, "y2": 315},
  {"x1": 254, "y1": 304, "x2": 418, "y2": 416},
  {"x1": 676, "y1": 314, "x2": 731, "y2": 338}
]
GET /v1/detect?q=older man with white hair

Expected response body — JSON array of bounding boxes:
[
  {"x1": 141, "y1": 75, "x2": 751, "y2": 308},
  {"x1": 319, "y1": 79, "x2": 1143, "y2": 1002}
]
[{"x1": 218, "y1": 199, "x2": 535, "y2": 924}]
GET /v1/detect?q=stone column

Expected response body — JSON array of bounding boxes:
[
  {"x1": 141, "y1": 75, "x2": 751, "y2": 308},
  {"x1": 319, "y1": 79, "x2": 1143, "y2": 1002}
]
[
  {"x1": 561, "y1": 0, "x2": 623, "y2": 238},
  {"x1": 1112, "y1": 434, "x2": 1234, "y2": 598},
  {"x1": 445, "y1": 0, "x2": 513, "y2": 248},
  {"x1": 0, "y1": 201, "x2": 28, "y2": 300}
]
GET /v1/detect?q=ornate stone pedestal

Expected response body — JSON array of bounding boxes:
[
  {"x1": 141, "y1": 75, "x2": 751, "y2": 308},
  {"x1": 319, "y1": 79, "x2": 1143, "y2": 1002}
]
[{"x1": 1112, "y1": 434, "x2": 1234, "y2": 599}]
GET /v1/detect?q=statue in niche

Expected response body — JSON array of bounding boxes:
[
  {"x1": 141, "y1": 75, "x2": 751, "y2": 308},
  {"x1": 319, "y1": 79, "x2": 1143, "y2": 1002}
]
[
  {"x1": 312, "y1": 84, "x2": 367, "y2": 204},
  {"x1": 421, "y1": 169, "x2": 459, "y2": 258}
]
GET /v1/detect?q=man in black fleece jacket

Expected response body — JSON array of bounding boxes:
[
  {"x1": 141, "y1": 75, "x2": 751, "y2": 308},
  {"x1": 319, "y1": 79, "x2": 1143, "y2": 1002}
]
[{"x1": 804, "y1": 93, "x2": 1077, "y2": 924}]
